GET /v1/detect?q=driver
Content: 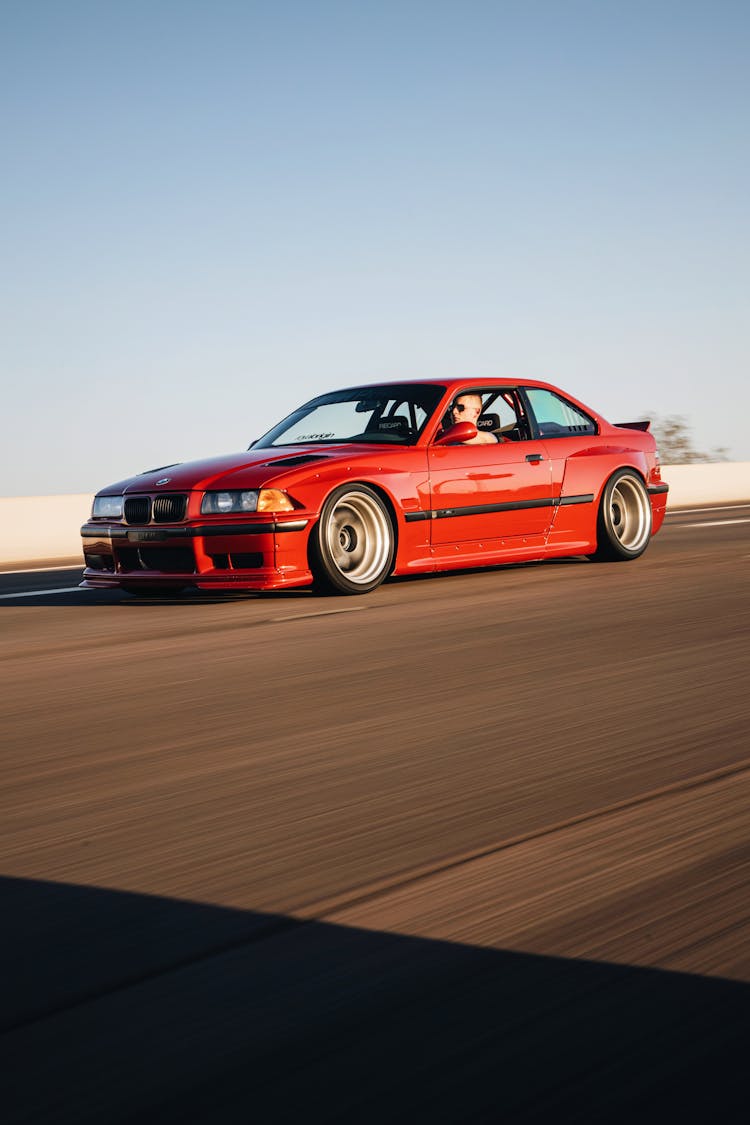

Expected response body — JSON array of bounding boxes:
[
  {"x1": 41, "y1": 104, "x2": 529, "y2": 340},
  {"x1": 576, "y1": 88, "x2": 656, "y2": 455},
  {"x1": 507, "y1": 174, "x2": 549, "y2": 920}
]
[{"x1": 450, "y1": 394, "x2": 498, "y2": 445}]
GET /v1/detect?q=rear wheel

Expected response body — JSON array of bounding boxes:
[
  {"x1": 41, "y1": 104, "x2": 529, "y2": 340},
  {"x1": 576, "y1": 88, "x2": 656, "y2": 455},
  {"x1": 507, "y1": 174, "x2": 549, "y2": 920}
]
[
  {"x1": 592, "y1": 469, "x2": 652, "y2": 561},
  {"x1": 311, "y1": 485, "x2": 394, "y2": 594}
]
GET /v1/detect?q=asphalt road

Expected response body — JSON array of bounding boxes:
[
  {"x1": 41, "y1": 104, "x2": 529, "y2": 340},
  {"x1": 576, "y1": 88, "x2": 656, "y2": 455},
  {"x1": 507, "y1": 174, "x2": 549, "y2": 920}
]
[{"x1": 2, "y1": 506, "x2": 749, "y2": 1122}]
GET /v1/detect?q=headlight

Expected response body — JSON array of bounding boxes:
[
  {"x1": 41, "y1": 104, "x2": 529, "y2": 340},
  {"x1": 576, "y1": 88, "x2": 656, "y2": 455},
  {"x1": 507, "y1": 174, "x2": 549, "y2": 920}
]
[
  {"x1": 200, "y1": 489, "x2": 295, "y2": 514},
  {"x1": 92, "y1": 495, "x2": 124, "y2": 518},
  {"x1": 201, "y1": 490, "x2": 259, "y2": 514}
]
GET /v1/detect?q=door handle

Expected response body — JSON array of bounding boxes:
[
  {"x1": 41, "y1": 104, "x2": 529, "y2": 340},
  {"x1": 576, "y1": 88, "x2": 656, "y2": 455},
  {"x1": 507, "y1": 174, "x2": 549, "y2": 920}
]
[{"x1": 526, "y1": 453, "x2": 544, "y2": 463}]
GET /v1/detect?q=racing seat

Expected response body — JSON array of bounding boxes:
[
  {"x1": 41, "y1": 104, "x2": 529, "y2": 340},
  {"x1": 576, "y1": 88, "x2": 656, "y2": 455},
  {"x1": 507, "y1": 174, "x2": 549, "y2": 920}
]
[
  {"x1": 477, "y1": 413, "x2": 508, "y2": 442},
  {"x1": 375, "y1": 415, "x2": 412, "y2": 439},
  {"x1": 476, "y1": 413, "x2": 499, "y2": 433}
]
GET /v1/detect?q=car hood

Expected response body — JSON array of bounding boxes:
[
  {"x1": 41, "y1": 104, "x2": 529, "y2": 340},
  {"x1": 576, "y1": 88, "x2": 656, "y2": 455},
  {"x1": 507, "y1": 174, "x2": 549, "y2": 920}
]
[{"x1": 98, "y1": 445, "x2": 381, "y2": 495}]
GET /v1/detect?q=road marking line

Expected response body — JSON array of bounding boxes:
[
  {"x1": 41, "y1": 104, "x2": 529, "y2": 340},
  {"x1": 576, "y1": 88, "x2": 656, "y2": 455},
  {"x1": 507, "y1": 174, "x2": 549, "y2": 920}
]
[
  {"x1": 674, "y1": 518, "x2": 750, "y2": 529},
  {"x1": 0, "y1": 587, "x2": 85, "y2": 600},
  {"x1": 666, "y1": 504, "x2": 750, "y2": 515},
  {"x1": 272, "y1": 606, "x2": 368, "y2": 622}
]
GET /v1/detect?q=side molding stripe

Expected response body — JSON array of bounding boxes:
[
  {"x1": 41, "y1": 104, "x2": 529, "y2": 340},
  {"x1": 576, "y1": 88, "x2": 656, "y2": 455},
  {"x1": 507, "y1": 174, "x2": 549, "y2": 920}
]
[{"x1": 403, "y1": 494, "x2": 594, "y2": 523}]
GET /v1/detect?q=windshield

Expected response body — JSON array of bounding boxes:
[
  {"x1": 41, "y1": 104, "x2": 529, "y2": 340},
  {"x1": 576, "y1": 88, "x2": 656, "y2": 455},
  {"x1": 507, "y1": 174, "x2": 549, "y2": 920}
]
[{"x1": 254, "y1": 384, "x2": 446, "y2": 448}]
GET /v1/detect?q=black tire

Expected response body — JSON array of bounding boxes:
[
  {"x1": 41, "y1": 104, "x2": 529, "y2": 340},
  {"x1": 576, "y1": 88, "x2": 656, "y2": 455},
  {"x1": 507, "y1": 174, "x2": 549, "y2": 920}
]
[
  {"x1": 591, "y1": 469, "x2": 652, "y2": 561},
  {"x1": 310, "y1": 484, "x2": 395, "y2": 595}
]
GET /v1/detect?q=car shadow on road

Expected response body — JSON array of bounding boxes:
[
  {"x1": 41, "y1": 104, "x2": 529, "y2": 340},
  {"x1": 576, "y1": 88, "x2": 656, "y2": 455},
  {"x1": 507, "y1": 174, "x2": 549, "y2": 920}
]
[
  {"x1": 0, "y1": 557, "x2": 598, "y2": 607},
  {"x1": 0, "y1": 587, "x2": 318, "y2": 608},
  {"x1": 2, "y1": 874, "x2": 747, "y2": 1123}
]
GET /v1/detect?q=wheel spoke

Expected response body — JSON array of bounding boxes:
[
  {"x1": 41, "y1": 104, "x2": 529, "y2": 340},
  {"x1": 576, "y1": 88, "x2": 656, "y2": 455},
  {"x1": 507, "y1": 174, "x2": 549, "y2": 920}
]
[
  {"x1": 610, "y1": 478, "x2": 650, "y2": 551},
  {"x1": 323, "y1": 492, "x2": 391, "y2": 585}
]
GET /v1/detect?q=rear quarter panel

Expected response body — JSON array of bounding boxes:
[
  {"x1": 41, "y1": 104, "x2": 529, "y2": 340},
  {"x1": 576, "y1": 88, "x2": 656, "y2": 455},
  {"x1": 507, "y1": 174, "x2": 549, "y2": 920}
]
[{"x1": 543, "y1": 432, "x2": 655, "y2": 554}]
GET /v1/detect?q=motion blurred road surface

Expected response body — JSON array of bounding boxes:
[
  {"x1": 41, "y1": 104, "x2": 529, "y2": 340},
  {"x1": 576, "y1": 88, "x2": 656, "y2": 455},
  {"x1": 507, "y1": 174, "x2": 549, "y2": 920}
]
[{"x1": 2, "y1": 507, "x2": 748, "y2": 1121}]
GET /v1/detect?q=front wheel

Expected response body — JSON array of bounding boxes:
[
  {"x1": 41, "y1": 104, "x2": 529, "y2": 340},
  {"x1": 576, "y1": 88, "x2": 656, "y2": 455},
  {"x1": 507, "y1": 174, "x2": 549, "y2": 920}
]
[
  {"x1": 310, "y1": 485, "x2": 395, "y2": 594},
  {"x1": 591, "y1": 469, "x2": 652, "y2": 561}
]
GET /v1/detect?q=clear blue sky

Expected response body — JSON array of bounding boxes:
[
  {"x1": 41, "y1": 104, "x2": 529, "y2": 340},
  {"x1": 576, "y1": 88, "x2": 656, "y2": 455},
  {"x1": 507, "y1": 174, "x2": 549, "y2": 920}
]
[{"x1": 2, "y1": 0, "x2": 748, "y2": 495}]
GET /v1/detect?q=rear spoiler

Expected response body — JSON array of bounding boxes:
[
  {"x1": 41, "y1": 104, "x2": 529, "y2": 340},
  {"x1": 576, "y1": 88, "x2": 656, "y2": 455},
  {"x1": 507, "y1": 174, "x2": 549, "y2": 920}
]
[{"x1": 615, "y1": 420, "x2": 651, "y2": 432}]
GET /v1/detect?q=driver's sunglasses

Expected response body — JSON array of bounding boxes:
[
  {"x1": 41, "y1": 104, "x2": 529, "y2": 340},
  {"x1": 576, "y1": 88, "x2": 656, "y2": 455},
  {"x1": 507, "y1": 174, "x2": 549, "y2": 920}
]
[{"x1": 451, "y1": 402, "x2": 467, "y2": 413}]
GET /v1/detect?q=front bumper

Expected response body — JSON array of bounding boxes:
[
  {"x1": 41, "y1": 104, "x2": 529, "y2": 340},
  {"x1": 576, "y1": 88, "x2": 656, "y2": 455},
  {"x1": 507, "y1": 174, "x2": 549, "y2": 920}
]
[{"x1": 80, "y1": 518, "x2": 312, "y2": 590}]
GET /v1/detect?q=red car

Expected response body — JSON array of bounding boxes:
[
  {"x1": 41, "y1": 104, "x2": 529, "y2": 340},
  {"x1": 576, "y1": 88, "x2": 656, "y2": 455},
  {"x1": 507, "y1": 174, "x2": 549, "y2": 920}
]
[{"x1": 81, "y1": 378, "x2": 669, "y2": 596}]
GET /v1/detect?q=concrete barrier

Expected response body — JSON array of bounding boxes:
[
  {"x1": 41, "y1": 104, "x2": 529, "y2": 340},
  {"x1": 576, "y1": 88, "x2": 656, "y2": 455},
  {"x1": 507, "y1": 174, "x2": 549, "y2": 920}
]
[
  {"x1": 1, "y1": 463, "x2": 748, "y2": 568},
  {"x1": 659, "y1": 462, "x2": 750, "y2": 508},
  {"x1": 1, "y1": 494, "x2": 94, "y2": 569}
]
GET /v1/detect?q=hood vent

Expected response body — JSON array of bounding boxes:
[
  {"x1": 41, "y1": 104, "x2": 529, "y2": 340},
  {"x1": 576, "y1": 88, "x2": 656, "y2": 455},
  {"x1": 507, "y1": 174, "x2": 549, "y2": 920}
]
[
  {"x1": 263, "y1": 454, "x2": 327, "y2": 468},
  {"x1": 139, "y1": 462, "x2": 181, "y2": 475}
]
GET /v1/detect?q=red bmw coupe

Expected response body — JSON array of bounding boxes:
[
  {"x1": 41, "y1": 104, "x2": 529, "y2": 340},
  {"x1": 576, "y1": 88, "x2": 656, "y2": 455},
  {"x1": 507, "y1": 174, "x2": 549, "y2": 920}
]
[{"x1": 81, "y1": 378, "x2": 669, "y2": 596}]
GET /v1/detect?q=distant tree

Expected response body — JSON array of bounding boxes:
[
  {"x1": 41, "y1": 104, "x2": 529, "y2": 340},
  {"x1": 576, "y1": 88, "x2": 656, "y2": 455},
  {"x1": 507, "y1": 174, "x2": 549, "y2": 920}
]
[{"x1": 646, "y1": 413, "x2": 730, "y2": 464}]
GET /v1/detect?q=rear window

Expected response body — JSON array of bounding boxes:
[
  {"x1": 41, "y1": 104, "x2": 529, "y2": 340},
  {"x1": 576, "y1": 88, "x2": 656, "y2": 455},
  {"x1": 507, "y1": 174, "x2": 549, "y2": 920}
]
[{"x1": 525, "y1": 388, "x2": 597, "y2": 437}]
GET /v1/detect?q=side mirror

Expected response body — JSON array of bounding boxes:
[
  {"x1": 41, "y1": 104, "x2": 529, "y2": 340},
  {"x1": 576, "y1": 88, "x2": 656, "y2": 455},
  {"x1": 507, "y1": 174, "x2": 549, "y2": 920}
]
[{"x1": 433, "y1": 421, "x2": 477, "y2": 446}]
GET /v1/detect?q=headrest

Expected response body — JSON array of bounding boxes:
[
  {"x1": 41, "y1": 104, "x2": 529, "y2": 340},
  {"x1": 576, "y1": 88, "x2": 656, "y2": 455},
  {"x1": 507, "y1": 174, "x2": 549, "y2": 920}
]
[{"x1": 477, "y1": 413, "x2": 500, "y2": 431}]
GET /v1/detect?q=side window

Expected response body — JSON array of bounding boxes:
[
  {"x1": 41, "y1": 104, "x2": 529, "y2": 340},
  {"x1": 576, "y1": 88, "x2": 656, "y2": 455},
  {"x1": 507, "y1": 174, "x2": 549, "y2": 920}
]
[
  {"x1": 525, "y1": 388, "x2": 596, "y2": 438},
  {"x1": 480, "y1": 389, "x2": 531, "y2": 440},
  {"x1": 441, "y1": 388, "x2": 531, "y2": 439}
]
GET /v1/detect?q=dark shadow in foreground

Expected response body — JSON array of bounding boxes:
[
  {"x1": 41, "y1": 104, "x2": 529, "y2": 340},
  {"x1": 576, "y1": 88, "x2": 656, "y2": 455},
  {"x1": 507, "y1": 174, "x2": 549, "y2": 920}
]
[
  {"x1": 1, "y1": 875, "x2": 746, "y2": 1123},
  {"x1": 0, "y1": 557, "x2": 593, "y2": 607}
]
